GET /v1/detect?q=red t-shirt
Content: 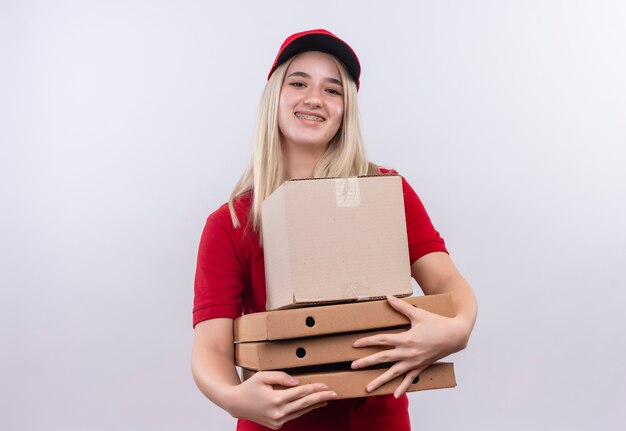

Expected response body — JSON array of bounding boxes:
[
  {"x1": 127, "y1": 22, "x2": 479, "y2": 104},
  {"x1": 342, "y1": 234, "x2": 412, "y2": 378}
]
[{"x1": 192, "y1": 170, "x2": 447, "y2": 430}]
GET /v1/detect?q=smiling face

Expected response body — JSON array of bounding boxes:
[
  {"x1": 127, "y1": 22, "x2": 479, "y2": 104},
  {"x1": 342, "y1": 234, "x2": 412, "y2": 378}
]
[{"x1": 277, "y1": 51, "x2": 345, "y2": 154}]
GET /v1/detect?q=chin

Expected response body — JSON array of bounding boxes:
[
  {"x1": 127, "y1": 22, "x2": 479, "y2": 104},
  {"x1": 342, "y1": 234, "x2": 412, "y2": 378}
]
[{"x1": 295, "y1": 140, "x2": 330, "y2": 149}]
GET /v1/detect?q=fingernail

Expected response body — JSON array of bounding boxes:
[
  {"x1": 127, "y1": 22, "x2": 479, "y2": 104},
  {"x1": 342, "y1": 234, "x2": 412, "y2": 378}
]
[
  {"x1": 366, "y1": 385, "x2": 374, "y2": 392},
  {"x1": 321, "y1": 385, "x2": 330, "y2": 390},
  {"x1": 351, "y1": 361, "x2": 359, "y2": 369},
  {"x1": 290, "y1": 377, "x2": 299, "y2": 384},
  {"x1": 329, "y1": 392, "x2": 337, "y2": 398}
]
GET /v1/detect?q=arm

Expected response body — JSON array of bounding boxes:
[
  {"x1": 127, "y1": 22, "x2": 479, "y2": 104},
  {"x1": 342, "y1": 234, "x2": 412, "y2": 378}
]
[
  {"x1": 191, "y1": 318, "x2": 243, "y2": 409},
  {"x1": 351, "y1": 251, "x2": 477, "y2": 397},
  {"x1": 411, "y1": 251, "x2": 477, "y2": 346},
  {"x1": 191, "y1": 318, "x2": 338, "y2": 430}
]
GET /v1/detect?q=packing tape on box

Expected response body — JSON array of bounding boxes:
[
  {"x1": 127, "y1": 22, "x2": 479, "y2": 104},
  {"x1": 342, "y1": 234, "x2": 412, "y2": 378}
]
[
  {"x1": 338, "y1": 282, "x2": 368, "y2": 299},
  {"x1": 335, "y1": 177, "x2": 360, "y2": 207}
]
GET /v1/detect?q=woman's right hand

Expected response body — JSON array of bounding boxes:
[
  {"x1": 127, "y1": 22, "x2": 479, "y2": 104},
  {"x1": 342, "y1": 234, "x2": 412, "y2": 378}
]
[{"x1": 225, "y1": 371, "x2": 337, "y2": 430}]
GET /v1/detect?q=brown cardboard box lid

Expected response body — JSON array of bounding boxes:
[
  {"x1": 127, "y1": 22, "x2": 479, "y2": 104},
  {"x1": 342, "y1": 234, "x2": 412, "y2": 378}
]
[
  {"x1": 234, "y1": 293, "x2": 453, "y2": 343},
  {"x1": 241, "y1": 362, "x2": 456, "y2": 400},
  {"x1": 262, "y1": 175, "x2": 412, "y2": 310}
]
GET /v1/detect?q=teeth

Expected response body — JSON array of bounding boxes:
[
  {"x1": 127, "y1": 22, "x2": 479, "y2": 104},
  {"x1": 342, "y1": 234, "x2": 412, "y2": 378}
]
[{"x1": 295, "y1": 113, "x2": 324, "y2": 122}]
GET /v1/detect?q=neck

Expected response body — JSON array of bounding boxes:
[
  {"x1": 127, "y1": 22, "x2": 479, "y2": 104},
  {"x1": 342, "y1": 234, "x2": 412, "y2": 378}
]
[{"x1": 282, "y1": 142, "x2": 327, "y2": 180}]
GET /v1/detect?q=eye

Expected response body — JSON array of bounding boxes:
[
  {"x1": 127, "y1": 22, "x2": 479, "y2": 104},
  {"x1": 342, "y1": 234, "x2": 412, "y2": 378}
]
[
  {"x1": 326, "y1": 88, "x2": 342, "y2": 96},
  {"x1": 289, "y1": 81, "x2": 306, "y2": 88}
]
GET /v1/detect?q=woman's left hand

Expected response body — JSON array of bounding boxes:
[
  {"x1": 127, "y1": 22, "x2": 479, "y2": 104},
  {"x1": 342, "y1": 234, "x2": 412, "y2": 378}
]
[{"x1": 350, "y1": 294, "x2": 471, "y2": 398}]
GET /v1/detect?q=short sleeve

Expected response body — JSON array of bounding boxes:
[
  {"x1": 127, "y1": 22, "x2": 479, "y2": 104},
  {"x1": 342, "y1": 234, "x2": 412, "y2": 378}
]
[
  {"x1": 192, "y1": 210, "x2": 245, "y2": 327},
  {"x1": 400, "y1": 176, "x2": 448, "y2": 263}
]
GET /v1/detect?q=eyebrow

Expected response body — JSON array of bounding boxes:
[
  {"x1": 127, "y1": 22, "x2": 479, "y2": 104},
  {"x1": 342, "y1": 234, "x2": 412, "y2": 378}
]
[{"x1": 287, "y1": 71, "x2": 343, "y2": 86}]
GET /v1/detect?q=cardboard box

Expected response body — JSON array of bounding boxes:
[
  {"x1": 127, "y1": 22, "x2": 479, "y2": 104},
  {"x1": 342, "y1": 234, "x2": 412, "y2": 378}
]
[
  {"x1": 262, "y1": 175, "x2": 412, "y2": 310},
  {"x1": 236, "y1": 328, "x2": 406, "y2": 370},
  {"x1": 234, "y1": 294, "x2": 454, "y2": 343},
  {"x1": 241, "y1": 362, "x2": 456, "y2": 400}
]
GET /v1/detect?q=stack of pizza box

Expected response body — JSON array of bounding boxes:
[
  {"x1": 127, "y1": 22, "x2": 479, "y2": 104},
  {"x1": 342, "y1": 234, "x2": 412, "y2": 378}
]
[
  {"x1": 234, "y1": 294, "x2": 457, "y2": 399},
  {"x1": 233, "y1": 175, "x2": 457, "y2": 398}
]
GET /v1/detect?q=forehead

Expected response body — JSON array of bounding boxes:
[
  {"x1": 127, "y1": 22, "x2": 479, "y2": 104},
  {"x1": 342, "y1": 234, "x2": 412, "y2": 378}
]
[{"x1": 286, "y1": 51, "x2": 341, "y2": 78}]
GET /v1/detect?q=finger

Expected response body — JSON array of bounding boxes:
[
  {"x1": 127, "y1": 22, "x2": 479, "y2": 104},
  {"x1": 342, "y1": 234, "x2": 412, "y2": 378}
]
[
  {"x1": 351, "y1": 347, "x2": 401, "y2": 369},
  {"x1": 365, "y1": 361, "x2": 409, "y2": 393},
  {"x1": 353, "y1": 332, "x2": 401, "y2": 348},
  {"x1": 255, "y1": 371, "x2": 299, "y2": 387},
  {"x1": 393, "y1": 367, "x2": 424, "y2": 399},
  {"x1": 386, "y1": 295, "x2": 426, "y2": 322},
  {"x1": 278, "y1": 382, "x2": 333, "y2": 404},
  {"x1": 282, "y1": 389, "x2": 337, "y2": 416},
  {"x1": 280, "y1": 399, "x2": 330, "y2": 426}
]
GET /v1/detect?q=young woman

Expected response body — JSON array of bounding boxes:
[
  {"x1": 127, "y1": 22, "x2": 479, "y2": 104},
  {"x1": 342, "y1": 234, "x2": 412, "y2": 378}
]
[{"x1": 192, "y1": 29, "x2": 477, "y2": 431}]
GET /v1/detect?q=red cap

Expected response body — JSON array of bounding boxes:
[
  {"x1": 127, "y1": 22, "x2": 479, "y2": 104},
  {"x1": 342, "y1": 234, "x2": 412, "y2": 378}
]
[{"x1": 268, "y1": 29, "x2": 361, "y2": 90}]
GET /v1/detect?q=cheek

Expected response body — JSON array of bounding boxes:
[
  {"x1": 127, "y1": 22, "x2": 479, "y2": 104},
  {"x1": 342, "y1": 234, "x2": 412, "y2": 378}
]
[
  {"x1": 277, "y1": 99, "x2": 290, "y2": 130},
  {"x1": 332, "y1": 104, "x2": 345, "y2": 130}
]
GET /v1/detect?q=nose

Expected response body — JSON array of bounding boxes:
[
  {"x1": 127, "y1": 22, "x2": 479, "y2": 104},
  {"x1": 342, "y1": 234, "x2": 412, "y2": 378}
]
[
  {"x1": 304, "y1": 88, "x2": 323, "y2": 108},
  {"x1": 304, "y1": 96, "x2": 322, "y2": 108}
]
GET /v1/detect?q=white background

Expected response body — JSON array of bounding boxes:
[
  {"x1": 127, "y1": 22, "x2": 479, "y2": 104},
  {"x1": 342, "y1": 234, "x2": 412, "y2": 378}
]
[{"x1": 2, "y1": 1, "x2": 625, "y2": 430}]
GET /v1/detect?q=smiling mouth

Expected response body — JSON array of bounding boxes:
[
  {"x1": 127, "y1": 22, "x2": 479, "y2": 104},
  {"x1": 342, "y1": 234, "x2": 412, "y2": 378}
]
[{"x1": 295, "y1": 113, "x2": 325, "y2": 122}]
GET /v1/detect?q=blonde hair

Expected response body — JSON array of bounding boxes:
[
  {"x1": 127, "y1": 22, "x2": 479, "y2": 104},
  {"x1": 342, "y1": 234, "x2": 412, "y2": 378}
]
[{"x1": 228, "y1": 54, "x2": 377, "y2": 230}]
